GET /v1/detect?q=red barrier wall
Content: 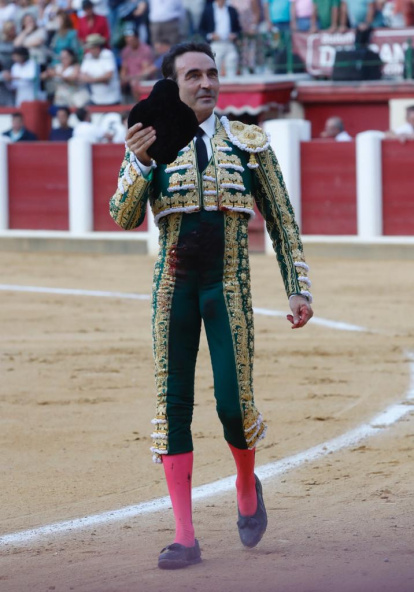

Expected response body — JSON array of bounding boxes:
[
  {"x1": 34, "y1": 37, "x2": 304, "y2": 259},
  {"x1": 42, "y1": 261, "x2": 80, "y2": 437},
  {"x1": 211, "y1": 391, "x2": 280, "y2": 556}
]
[
  {"x1": 6, "y1": 140, "x2": 414, "y2": 238},
  {"x1": 296, "y1": 82, "x2": 414, "y2": 139},
  {"x1": 382, "y1": 141, "x2": 414, "y2": 236},
  {"x1": 92, "y1": 144, "x2": 149, "y2": 232},
  {"x1": 8, "y1": 143, "x2": 69, "y2": 230},
  {"x1": 303, "y1": 103, "x2": 388, "y2": 139},
  {"x1": 300, "y1": 141, "x2": 357, "y2": 235}
]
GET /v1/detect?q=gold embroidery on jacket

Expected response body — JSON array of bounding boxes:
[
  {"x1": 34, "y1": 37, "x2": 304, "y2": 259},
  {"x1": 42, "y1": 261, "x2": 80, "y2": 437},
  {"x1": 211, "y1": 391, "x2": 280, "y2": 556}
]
[
  {"x1": 151, "y1": 213, "x2": 182, "y2": 462},
  {"x1": 109, "y1": 150, "x2": 149, "y2": 229},
  {"x1": 212, "y1": 137, "x2": 255, "y2": 212},
  {"x1": 255, "y1": 149, "x2": 308, "y2": 295},
  {"x1": 152, "y1": 191, "x2": 199, "y2": 218},
  {"x1": 222, "y1": 212, "x2": 267, "y2": 448}
]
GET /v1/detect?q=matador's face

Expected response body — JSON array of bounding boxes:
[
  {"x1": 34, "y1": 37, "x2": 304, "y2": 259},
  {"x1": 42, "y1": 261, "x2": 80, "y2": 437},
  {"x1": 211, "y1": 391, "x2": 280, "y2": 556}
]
[{"x1": 174, "y1": 52, "x2": 220, "y2": 124}]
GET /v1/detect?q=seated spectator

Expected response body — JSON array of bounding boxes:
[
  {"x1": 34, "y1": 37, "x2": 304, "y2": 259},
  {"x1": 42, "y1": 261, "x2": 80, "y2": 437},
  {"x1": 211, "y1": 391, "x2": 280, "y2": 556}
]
[
  {"x1": 148, "y1": 0, "x2": 183, "y2": 46},
  {"x1": 385, "y1": 105, "x2": 414, "y2": 142},
  {"x1": 263, "y1": 0, "x2": 291, "y2": 34},
  {"x1": 320, "y1": 116, "x2": 352, "y2": 140},
  {"x1": 49, "y1": 105, "x2": 73, "y2": 140},
  {"x1": 2, "y1": 45, "x2": 37, "y2": 105},
  {"x1": 199, "y1": 0, "x2": 241, "y2": 78},
  {"x1": 119, "y1": 23, "x2": 155, "y2": 100},
  {"x1": 13, "y1": 13, "x2": 48, "y2": 68},
  {"x1": 72, "y1": 106, "x2": 106, "y2": 141},
  {"x1": 152, "y1": 38, "x2": 171, "y2": 78},
  {"x1": 116, "y1": 0, "x2": 149, "y2": 45},
  {"x1": 50, "y1": 9, "x2": 82, "y2": 65},
  {"x1": 77, "y1": 0, "x2": 110, "y2": 47},
  {"x1": 79, "y1": 33, "x2": 120, "y2": 105},
  {"x1": 229, "y1": 0, "x2": 261, "y2": 74},
  {"x1": 182, "y1": 0, "x2": 204, "y2": 32},
  {"x1": 0, "y1": 0, "x2": 18, "y2": 30},
  {"x1": 110, "y1": 110, "x2": 127, "y2": 142},
  {"x1": 290, "y1": 0, "x2": 317, "y2": 31},
  {"x1": 0, "y1": 20, "x2": 17, "y2": 106},
  {"x1": 339, "y1": 0, "x2": 382, "y2": 31},
  {"x1": 99, "y1": 110, "x2": 127, "y2": 142},
  {"x1": 42, "y1": 48, "x2": 85, "y2": 106},
  {"x1": 37, "y1": 0, "x2": 60, "y2": 44},
  {"x1": 14, "y1": 0, "x2": 38, "y2": 26},
  {"x1": 313, "y1": 0, "x2": 340, "y2": 31},
  {"x1": 72, "y1": 0, "x2": 109, "y2": 18},
  {"x1": 2, "y1": 111, "x2": 38, "y2": 141}
]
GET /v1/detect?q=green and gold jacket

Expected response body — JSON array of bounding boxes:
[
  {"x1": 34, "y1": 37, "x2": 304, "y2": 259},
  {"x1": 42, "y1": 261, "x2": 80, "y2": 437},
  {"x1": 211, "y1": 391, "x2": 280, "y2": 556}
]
[{"x1": 109, "y1": 115, "x2": 312, "y2": 301}]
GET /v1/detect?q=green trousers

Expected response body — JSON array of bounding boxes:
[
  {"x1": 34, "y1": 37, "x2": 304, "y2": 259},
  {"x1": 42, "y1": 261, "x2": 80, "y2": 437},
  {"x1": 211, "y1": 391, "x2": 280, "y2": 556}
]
[{"x1": 150, "y1": 210, "x2": 266, "y2": 463}]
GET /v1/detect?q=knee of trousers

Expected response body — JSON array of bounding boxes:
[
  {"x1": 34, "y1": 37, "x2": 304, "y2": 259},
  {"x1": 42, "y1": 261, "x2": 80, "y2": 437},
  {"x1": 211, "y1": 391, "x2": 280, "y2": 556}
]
[{"x1": 216, "y1": 405, "x2": 247, "y2": 448}]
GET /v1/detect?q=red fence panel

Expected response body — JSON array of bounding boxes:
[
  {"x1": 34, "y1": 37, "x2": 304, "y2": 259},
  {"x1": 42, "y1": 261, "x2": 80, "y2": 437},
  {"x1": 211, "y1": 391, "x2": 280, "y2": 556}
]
[
  {"x1": 8, "y1": 143, "x2": 69, "y2": 230},
  {"x1": 92, "y1": 144, "x2": 148, "y2": 232},
  {"x1": 382, "y1": 141, "x2": 414, "y2": 236},
  {"x1": 300, "y1": 141, "x2": 357, "y2": 235}
]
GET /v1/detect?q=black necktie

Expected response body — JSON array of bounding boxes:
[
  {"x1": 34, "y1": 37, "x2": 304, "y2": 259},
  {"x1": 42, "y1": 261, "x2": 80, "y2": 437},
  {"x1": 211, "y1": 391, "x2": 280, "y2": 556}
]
[{"x1": 195, "y1": 127, "x2": 208, "y2": 172}]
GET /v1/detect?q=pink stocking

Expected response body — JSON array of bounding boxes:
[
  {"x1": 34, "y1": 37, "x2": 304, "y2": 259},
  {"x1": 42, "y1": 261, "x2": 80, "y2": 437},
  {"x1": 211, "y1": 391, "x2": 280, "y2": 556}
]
[
  {"x1": 228, "y1": 443, "x2": 257, "y2": 516},
  {"x1": 162, "y1": 452, "x2": 195, "y2": 547}
]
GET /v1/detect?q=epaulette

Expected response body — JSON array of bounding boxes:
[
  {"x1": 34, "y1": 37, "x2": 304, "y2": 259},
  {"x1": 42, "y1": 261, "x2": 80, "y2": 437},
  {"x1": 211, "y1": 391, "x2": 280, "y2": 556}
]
[{"x1": 220, "y1": 116, "x2": 270, "y2": 169}]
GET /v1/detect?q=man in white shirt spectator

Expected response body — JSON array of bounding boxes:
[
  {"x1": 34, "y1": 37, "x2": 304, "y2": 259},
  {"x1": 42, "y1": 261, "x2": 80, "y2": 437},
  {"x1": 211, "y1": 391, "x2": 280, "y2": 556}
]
[
  {"x1": 320, "y1": 116, "x2": 352, "y2": 141},
  {"x1": 2, "y1": 46, "x2": 37, "y2": 105},
  {"x1": 79, "y1": 33, "x2": 121, "y2": 105},
  {"x1": 385, "y1": 105, "x2": 414, "y2": 142},
  {"x1": 148, "y1": 0, "x2": 183, "y2": 46},
  {"x1": 199, "y1": 0, "x2": 241, "y2": 78},
  {"x1": 0, "y1": 0, "x2": 18, "y2": 30},
  {"x1": 72, "y1": 107, "x2": 106, "y2": 142}
]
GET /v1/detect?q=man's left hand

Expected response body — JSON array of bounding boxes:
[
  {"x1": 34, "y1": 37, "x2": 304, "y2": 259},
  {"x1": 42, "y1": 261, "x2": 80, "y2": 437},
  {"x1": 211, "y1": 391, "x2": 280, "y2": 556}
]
[{"x1": 287, "y1": 294, "x2": 313, "y2": 329}]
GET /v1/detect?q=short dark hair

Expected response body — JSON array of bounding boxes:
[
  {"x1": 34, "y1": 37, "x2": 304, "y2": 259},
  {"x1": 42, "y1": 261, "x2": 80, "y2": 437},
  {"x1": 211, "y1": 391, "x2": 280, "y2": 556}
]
[
  {"x1": 61, "y1": 47, "x2": 77, "y2": 63},
  {"x1": 407, "y1": 105, "x2": 414, "y2": 114},
  {"x1": 161, "y1": 42, "x2": 215, "y2": 81},
  {"x1": 76, "y1": 107, "x2": 89, "y2": 122},
  {"x1": 56, "y1": 106, "x2": 71, "y2": 117},
  {"x1": 12, "y1": 46, "x2": 29, "y2": 61},
  {"x1": 12, "y1": 112, "x2": 24, "y2": 120}
]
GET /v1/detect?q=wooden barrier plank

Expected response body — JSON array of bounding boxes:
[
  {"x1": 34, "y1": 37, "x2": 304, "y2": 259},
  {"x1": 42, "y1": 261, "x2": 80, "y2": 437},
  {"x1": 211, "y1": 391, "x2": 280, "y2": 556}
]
[
  {"x1": 382, "y1": 141, "x2": 414, "y2": 236},
  {"x1": 300, "y1": 141, "x2": 357, "y2": 235},
  {"x1": 92, "y1": 144, "x2": 149, "y2": 232},
  {"x1": 8, "y1": 143, "x2": 69, "y2": 230}
]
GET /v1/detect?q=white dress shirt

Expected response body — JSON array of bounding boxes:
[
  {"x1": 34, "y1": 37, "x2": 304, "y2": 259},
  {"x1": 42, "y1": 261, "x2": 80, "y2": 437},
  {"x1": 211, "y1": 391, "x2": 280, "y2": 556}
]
[
  {"x1": 10, "y1": 59, "x2": 37, "y2": 106},
  {"x1": 213, "y1": 2, "x2": 231, "y2": 41}
]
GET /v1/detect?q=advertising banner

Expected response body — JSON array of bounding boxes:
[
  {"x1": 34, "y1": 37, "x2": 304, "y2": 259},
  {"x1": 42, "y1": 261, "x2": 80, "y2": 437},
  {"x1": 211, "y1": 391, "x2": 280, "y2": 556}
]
[{"x1": 292, "y1": 29, "x2": 414, "y2": 77}]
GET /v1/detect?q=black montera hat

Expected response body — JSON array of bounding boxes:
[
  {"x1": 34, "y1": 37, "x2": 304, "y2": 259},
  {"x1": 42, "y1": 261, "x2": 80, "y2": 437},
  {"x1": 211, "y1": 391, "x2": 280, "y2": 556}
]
[{"x1": 127, "y1": 79, "x2": 199, "y2": 164}]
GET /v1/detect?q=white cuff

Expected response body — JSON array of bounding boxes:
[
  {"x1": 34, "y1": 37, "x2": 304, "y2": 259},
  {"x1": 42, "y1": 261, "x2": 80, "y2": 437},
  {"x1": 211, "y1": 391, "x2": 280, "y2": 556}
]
[
  {"x1": 129, "y1": 150, "x2": 154, "y2": 176},
  {"x1": 289, "y1": 292, "x2": 313, "y2": 304}
]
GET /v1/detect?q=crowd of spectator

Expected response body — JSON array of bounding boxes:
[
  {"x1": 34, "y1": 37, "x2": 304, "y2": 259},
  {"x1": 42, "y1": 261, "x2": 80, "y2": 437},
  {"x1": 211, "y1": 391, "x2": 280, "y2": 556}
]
[
  {"x1": 1, "y1": 105, "x2": 129, "y2": 141},
  {"x1": 0, "y1": 0, "x2": 413, "y2": 111}
]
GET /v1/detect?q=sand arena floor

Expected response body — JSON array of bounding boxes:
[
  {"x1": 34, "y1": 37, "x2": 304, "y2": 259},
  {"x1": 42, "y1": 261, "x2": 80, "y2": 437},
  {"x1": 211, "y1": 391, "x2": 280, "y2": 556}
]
[{"x1": 0, "y1": 249, "x2": 413, "y2": 592}]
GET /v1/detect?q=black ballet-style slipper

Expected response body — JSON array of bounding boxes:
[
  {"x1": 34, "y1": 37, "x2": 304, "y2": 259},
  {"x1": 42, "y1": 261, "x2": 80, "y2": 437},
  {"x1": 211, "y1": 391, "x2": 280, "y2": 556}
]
[
  {"x1": 237, "y1": 474, "x2": 268, "y2": 548},
  {"x1": 158, "y1": 539, "x2": 202, "y2": 569}
]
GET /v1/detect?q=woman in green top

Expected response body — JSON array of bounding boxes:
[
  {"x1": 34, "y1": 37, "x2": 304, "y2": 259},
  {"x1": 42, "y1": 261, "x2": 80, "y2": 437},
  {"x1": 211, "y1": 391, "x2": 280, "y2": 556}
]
[{"x1": 50, "y1": 10, "x2": 82, "y2": 66}]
